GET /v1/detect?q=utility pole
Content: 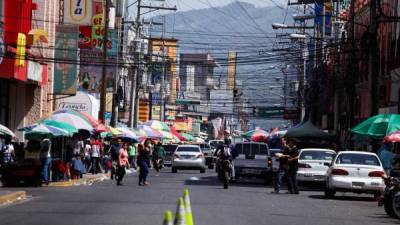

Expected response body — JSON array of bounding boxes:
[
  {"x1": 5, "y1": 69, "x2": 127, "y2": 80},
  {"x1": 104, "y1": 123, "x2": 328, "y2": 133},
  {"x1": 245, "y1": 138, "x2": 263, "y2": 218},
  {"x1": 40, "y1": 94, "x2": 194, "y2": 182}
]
[
  {"x1": 99, "y1": 0, "x2": 110, "y2": 123},
  {"x1": 370, "y1": 0, "x2": 379, "y2": 116},
  {"x1": 159, "y1": 16, "x2": 166, "y2": 121},
  {"x1": 128, "y1": 1, "x2": 177, "y2": 128},
  {"x1": 128, "y1": 0, "x2": 142, "y2": 129}
]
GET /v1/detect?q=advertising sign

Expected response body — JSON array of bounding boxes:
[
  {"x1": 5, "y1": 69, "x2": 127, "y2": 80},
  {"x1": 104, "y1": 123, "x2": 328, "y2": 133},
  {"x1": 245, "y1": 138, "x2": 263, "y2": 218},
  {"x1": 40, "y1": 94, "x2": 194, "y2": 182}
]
[
  {"x1": 64, "y1": 0, "x2": 93, "y2": 25},
  {"x1": 79, "y1": 26, "x2": 92, "y2": 49},
  {"x1": 324, "y1": 2, "x2": 333, "y2": 36},
  {"x1": 27, "y1": 61, "x2": 43, "y2": 82},
  {"x1": 78, "y1": 64, "x2": 116, "y2": 93},
  {"x1": 227, "y1": 51, "x2": 237, "y2": 90},
  {"x1": 54, "y1": 25, "x2": 78, "y2": 95}
]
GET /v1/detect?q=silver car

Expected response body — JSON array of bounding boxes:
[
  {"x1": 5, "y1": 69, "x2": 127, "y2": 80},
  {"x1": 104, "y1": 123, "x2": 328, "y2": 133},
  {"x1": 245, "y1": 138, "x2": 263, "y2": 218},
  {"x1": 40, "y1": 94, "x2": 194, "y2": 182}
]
[
  {"x1": 297, "y1": 149, "x2": 336, "y2": 183},
  {"x1": 172, "y1": 145, "x2": 206, "y2": 173},
  {"x1": 325, "y1": 151, "x2": 386, "y2": 198}
]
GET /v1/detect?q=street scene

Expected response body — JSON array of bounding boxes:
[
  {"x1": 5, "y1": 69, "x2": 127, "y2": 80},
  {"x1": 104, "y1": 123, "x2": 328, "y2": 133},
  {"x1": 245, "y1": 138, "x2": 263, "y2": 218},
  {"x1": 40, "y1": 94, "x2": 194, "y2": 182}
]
[{"x1": 1, "y1": 0, "x2": 400, "y2": 225}]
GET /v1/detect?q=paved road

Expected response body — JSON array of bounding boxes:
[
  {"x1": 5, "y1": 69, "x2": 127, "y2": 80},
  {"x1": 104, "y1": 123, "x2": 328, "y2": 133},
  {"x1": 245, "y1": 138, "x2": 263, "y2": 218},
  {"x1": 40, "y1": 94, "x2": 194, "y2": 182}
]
[{"x1": 0, "y1": 169, "x2": 398, "y2": 225}]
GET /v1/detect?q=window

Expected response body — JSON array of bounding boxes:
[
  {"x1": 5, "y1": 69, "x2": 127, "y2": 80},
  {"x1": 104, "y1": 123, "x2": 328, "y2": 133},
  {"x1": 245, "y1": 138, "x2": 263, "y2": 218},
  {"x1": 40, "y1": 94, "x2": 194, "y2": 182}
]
[
  {"x1": 177, "y1": 147, "x2": 200, "y2": 152},
  {"x1": 300, "y1": 151, "x2": 335, "y2": 161},
  {"x1": 336, "y1": 154, "x2": 381, "y2": 166},
  {"x1": 186, "y1": 65, "x2": 195, "y2": 92}
]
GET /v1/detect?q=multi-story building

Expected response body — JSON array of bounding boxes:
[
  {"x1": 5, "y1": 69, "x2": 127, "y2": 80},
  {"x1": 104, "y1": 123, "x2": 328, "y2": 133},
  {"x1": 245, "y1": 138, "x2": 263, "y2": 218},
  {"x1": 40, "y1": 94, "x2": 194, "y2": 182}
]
[
  {"x1": 178, "y1": 53, "x2": 217, "y2": 121},
  {"x1": 0, "y1": 0, "x2": 57, "y2": 139}
]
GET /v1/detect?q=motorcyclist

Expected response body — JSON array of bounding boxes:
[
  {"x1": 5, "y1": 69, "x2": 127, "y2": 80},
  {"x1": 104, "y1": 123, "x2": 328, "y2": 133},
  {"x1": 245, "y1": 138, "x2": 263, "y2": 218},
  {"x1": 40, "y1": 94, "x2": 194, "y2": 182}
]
[{"x1": 215, "y1": 138, "x2": 236, "y2": 180}]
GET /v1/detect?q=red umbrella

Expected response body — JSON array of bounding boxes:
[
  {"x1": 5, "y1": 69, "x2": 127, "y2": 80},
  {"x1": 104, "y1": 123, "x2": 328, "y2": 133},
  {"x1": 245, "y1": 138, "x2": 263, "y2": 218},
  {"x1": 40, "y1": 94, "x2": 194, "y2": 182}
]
[
  {"x1": 384, "y1": 131, "x2": 400, "y2": 143},
  {"x1": 79, "y1": 112, "x2": 108, "y2": 133}
]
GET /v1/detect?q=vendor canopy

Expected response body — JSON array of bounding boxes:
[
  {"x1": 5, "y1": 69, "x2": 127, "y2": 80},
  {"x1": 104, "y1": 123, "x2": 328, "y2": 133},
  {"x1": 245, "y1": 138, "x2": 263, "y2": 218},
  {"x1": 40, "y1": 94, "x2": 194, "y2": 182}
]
[{"x1": 285, "y1": 120, "x2": 335, "y2": 140}]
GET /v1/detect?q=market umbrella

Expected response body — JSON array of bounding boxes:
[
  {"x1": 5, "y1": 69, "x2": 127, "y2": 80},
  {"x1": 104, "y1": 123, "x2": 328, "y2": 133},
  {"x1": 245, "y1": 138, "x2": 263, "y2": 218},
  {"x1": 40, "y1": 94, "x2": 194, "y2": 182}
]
[
  {"x1": 116, "y1": 127, "x2": 140, "y2": 141},
  {"x1": 79, "y1": 111, "x2": 108, "y2": 133},
  {"x1": 351, "y1": 114, "x2": 400, "y2": 138},
  {"x1": 180, "y1": 132, "x2": 194, "y2": 142},
  {"x1": 242, "y1": 128, "x2": 269, "y2": 141},
  {"x1": 159, "y1": 130, "x2": 174, "y2": 139},
  {"x1": 41, "y1": 120, "x2": 79, "y2": 134},
  {"x1": 20, "y1": 124, "x2": 71, "y2": 140},
  {"x1": 170, "y1": 126, "x2": 185, "y2": 141},
  {"x1": 0, "y1": 124, "x2": 16, "y2": 138},
  {"x1": 48, "y1": 109, "x2": 94, "y2": 131},
  {"x1": 136, "y1": 125, "x2": 163, "y2": 139},
  {"x1": 144, "y1": 120, "x2": 170, "y2": 131},
  {"x1": 384, "y1": 131, "x2": 400, "y2": 143}
]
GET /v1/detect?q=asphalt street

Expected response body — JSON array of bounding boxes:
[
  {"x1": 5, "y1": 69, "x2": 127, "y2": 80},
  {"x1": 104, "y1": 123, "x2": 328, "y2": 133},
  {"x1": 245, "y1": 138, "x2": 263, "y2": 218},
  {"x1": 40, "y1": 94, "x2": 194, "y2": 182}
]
[{"x1": 0, "y1": 168, "x2": 399, "y2": 225}]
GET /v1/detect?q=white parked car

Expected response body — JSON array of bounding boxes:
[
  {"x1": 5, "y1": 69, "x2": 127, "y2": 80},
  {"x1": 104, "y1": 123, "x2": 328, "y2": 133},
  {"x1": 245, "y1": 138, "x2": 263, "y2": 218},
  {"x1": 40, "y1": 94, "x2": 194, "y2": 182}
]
[
  {"x1": 325, "y1": 151, "x2": 386, "y2": 198},
  {"x1": 172, "y1": 145, "x2": 206, "y2": 173},
  {"x1": 297, "y1": 149, "x2": 336, "y2": 183}
]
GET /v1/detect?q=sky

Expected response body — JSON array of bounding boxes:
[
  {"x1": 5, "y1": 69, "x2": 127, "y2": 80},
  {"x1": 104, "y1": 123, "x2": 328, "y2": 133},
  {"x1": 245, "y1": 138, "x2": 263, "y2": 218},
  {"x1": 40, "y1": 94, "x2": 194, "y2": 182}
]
[{"x1": 167, "y1": 0, "x2": 276, "y2": 11}]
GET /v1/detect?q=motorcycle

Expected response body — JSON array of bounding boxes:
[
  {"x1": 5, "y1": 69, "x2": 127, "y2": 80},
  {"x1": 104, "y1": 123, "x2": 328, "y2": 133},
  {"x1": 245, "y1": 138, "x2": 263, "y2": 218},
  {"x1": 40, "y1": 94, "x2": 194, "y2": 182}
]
[
  {"x1": 219, "y1": 159, "x2": 233, "y2": 189},
  {"x1": 152, "y1": 157, "x2": 164, "y2": 173},
  {"x1": 379, "y1": 176, "x2": 400, "y2": 219}
]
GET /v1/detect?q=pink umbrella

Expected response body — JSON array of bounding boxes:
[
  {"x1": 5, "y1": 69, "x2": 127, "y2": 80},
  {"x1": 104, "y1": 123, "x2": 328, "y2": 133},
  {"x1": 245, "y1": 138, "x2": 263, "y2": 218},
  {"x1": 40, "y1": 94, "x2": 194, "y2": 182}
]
[{"x1": 384, "y1": 131, "x2": 400, "y2": 143}]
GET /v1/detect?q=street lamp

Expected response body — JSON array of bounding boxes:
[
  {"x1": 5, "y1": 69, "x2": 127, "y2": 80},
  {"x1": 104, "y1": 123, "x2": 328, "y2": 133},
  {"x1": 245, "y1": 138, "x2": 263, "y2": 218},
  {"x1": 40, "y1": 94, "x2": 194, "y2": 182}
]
[
  {"x1": 292, "y1": 14, "x2": 315, "y2": 21},
  {"x1": 272, "y1": 23, "x2": 314, "y2": 30}
]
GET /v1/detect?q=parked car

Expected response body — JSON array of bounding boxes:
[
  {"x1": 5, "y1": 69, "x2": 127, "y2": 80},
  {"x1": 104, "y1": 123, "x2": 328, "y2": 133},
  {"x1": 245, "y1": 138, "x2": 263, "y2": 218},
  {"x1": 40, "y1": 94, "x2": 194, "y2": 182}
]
[
  {"x1": 209, "y1": 140, "x2": 224, "y2": 152},
  {"x1": 162, "y1": 144, "x2": 178, "y2": 167},
  {"x1": 194, "y1": 143, "x2": 214, "y2": 169},
  {"x1": 171, "y1": 145, "x2": 206, "y2": 173},
  {"x1": 297, "y1": 148, "x2": 336, "y2": 183},
  {"x1": 325, "y1": 151, "x2": 386, "y2": 198},
  {"x1": 233, "y1": 142, "x2": 272, "y2": 183}
]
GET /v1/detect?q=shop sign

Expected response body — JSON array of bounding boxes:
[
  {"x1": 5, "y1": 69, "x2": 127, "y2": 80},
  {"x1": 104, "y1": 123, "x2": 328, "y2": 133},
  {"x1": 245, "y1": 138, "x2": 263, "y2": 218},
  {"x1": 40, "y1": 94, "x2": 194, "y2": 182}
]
[
  {"x1": 79, "y1": 26, "x2": 92, "y2": 49},
  {"x1": 64, "y1": 0, "x2": 93, "y2": 25},
  {"x1": 54, "y1": 25, "x2": 78, "y2": 95},
  {"x1": 27, "y1": 61, "x2": 43, "y2": 82},
  {"x1": 59, "y1": 102, "x2": 88, "y2": 111}
]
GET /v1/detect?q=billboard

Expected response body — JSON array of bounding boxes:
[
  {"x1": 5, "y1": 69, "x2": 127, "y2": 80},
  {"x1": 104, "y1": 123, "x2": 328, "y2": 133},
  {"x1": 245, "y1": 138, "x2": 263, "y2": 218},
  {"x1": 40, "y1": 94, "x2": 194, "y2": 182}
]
[
  {"x1": 78, "y1": 64, "x2": 116, "y2": 93},
  {"x1": 227, "y1": 51, "x2": 237, "y2": 90},
  {"x1": 64, "y1": 0, "x2": 93, "y2": 25},
  {"x1": 54, "y1": 25, "x2": 78, "y2": 95}
]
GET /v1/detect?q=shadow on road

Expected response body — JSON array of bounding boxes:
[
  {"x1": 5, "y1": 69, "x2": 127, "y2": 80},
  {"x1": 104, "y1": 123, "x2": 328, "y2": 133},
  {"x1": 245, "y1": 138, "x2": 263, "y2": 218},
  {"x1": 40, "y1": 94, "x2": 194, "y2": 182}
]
[
  {"x1": 365, "y1": 214, "x2": 400, "y2": 224},
  {"x1": 308, "y1": 194, "x2": 376, "y2": 202}
]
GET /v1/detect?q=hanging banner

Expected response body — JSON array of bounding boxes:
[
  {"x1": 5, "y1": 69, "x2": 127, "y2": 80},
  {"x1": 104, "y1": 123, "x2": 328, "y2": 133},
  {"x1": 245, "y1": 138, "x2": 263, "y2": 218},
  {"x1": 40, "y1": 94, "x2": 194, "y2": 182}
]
[
  {"x1": 54, "y1": 25, "x2": 78, "y2": 95},
  {"x1": 64, "y1": 0, "x2": 93, "y2": 25},
  {"x1": 78, "y1": 64, "x2": 116, "y2": 93},
  {"x1": 315, "y1": 2, "x2": 323, "y2": 35},
  {"x1": 324, "y1": 2, "x2": 333, "y2": 36},
  {"x1": 227, "y1": 51, "x2": 237, "y2": 90}
]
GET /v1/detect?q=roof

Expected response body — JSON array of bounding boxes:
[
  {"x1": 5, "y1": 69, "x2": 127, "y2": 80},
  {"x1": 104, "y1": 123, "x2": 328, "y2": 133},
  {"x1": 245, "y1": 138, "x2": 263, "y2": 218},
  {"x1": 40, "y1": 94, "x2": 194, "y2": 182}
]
[
  {"x1": 336, "y1": 151, "x2": 378, "y2": 156},
  {"x1": 300, "y1": 148, "x2": 335, "y2": 152}
]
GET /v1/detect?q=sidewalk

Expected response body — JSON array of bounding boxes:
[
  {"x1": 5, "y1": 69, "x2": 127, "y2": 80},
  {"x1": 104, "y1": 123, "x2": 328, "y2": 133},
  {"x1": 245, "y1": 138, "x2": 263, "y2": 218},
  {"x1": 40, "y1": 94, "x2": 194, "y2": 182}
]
[
  {"x1": 48, "y1": 173, "x2": 108, "y2": 187},
  {"x1": 0, "y1": 190, "x2": 26, "y2": 205}
]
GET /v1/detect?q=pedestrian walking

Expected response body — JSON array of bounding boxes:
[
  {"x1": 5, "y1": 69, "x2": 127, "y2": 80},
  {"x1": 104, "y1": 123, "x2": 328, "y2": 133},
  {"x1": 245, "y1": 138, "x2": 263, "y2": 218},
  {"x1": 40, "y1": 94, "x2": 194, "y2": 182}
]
[
  {"x1": 128, "y1": 143, "x2": 137, "y2": 170},
  {"x1": 271, "y1": 151, "x2": 286, "y2": 194},
  {"x1": 138, "y1": 142, "x2": 151, "y2": 186},
  {"x1": 116, "y1": 142, "x2": 130, "y2": 186},
  {"x1": 83, "y1": 139, "x2": 91, "y2": 171},
  {"x1": 378, "y1": 142, "x2": 395, "y2": 176},
  {"x1": 152, "y1": 142, "x2": 165, "y2": 175},
  {"x1": 282, "y1": 139, "x2": 299, "y2": 194},
  {"x1": 89, "y1": 137, "x2": 101, "y2": 174},
  {"x1": 102, "y1": 140, "x2": 111, "y2": 175},
  {"x1": 40, "y1": 138, "x2": 52, "y2": 185},
  {"x1": 110, "y1": 138, "x2": 122, "y2": 180}
]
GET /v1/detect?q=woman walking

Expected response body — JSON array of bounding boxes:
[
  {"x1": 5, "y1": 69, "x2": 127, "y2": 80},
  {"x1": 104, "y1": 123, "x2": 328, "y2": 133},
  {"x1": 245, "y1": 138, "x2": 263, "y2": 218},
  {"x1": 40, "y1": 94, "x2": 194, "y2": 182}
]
[
  {"x1": 116, "y1": 143, "x2": 130, "y2": 186},
  {"x1": 137, "y1": 142, "x2": 151, "y2": 186}
]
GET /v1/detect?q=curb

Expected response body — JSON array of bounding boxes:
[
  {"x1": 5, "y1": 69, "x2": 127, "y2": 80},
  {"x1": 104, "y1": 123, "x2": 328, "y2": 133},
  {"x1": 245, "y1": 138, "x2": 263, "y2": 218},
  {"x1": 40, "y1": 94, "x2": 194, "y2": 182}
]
[
  {"x1": 0, "y1": 191, "x2": 27, "y2": 205},
  {"x1": 48, "y1": 175, "x2": 108, "y2": 187}
]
